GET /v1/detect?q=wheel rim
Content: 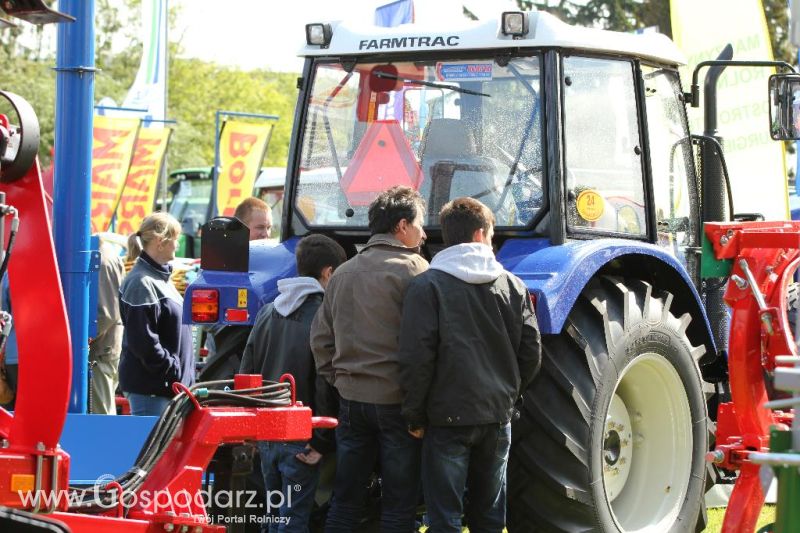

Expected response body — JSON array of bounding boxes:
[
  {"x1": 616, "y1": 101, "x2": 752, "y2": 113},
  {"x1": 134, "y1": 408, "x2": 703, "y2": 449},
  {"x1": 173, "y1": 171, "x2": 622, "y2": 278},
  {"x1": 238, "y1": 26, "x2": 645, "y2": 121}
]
[{"x1": 604, "y1": 353, "x2": 693, "y2": 532}]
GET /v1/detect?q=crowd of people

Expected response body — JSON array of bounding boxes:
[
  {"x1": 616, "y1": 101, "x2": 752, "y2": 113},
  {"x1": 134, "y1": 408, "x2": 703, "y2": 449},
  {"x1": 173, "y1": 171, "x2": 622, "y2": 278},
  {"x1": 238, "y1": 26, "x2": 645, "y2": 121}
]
[
  {"x1": 1, "y1": 186, "x2": 541, "y2": 532},
  {"x1": 244, "y1": 186, "x2": 541, "y2": 532}
]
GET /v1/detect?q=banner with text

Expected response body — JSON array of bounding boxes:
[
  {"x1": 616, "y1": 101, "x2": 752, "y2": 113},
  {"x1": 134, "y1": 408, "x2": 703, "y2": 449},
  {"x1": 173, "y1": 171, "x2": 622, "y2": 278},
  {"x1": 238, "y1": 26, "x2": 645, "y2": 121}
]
[
  {"x1": 671, "y1": 0, "x2": 788, "y2": 219},
  {"x1": 116, "y1": 128, "x2": 172, "y2": 236},
  {"x1": 215, "y1": 121, "x2": 273, "y2": 217},
  {"x1": 91, "y1": 115, "x2": 141, "y2": 233}
]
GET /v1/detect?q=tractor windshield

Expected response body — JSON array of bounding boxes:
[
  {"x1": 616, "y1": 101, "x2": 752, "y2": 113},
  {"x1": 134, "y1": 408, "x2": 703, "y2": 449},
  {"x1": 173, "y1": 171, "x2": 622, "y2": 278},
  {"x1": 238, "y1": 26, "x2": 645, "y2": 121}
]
[{"x1": 296, "y1": 55, "x2": 543, "y2": 228}]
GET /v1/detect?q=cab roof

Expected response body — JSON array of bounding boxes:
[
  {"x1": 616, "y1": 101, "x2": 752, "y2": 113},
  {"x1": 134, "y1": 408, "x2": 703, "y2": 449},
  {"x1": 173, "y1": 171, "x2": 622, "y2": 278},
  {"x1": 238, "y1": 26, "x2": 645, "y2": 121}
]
[{"x1": 299, "y1": 10, "x2": 685, "y2": 67}]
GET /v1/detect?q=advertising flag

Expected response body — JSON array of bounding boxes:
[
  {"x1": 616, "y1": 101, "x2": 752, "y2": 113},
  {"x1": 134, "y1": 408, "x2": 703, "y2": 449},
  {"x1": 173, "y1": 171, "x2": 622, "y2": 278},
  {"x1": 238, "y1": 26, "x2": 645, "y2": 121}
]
[
  {"x1": 375, "y1": 0, "x2": 414, "y2": 27},
  {"x1": 215, "y1": 121, "x2": 274, "y2": 217},
  {"x1": 90, "y1": 116, "x2": 141, "y2": 233},
  {"x1": 116, "y1": 128, "x2": 172, "y2": 236},
  {"x1": 122, "y1": 0, "x2": 168, "y2": 124},
  {"x1": 671, "y1": 0, "x2": 788, "y2": 219}
]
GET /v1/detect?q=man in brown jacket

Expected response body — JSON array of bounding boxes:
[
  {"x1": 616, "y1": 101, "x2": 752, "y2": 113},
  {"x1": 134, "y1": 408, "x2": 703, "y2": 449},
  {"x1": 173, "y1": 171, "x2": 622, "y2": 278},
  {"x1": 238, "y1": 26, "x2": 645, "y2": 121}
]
[
  {"x1": 311, "y1": 186, "x2": 428, "y2": 533},
  {"x1": 89, "y1": 240, "x2": 126, "y2": 415}
]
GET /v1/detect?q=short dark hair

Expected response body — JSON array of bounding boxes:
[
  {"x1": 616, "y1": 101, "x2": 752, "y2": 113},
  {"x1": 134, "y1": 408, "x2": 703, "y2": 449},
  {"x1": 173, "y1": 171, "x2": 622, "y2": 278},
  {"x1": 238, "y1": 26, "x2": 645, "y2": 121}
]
[
  {"x1": 234, "y1": 197, "x2": 269, "y2": 223},
  {"x1": 296, "y1": 234, "x2": 347, "y2": 279},
  {"x1": 367, "y1": 186, "x2": 425, "y2": 235},
  {"x1": 440, "y1": 197, "x2": 495, "y2": 246}
]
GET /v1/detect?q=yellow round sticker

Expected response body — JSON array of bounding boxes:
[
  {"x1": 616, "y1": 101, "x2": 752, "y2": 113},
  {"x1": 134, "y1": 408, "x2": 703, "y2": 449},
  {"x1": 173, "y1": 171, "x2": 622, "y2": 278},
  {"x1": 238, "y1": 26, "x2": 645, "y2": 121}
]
[{"x1": 576, "y1": 190, "x2": 605, "y2": 222}]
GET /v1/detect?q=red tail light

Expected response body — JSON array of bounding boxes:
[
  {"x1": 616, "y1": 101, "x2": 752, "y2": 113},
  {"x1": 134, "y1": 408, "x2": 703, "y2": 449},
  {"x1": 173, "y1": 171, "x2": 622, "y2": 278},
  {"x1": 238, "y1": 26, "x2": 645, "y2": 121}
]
[
  {"x1": 225, "y1": 308, "x2": 249, "y2": 322},
  {"x1": 192, "y1": 289, "x2": 219, "y2": 322}
]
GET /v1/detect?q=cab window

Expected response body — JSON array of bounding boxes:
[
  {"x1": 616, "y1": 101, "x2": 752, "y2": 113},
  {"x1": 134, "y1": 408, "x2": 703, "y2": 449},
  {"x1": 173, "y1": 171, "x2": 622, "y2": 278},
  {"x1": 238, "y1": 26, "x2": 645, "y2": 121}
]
[{"x1": 563, "y1": 56, "x2": 647, "y2": 237}]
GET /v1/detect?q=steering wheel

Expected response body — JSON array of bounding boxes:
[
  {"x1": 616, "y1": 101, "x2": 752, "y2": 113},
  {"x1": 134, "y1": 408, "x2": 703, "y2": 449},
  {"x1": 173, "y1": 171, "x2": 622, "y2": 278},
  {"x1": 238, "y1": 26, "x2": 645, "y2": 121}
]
[
  {"x1": 493, "y1": 144, "x2": 543, "y2": 222},
  {"x1": 0, "y1": 90, "x2": 40, "y2": 183}
]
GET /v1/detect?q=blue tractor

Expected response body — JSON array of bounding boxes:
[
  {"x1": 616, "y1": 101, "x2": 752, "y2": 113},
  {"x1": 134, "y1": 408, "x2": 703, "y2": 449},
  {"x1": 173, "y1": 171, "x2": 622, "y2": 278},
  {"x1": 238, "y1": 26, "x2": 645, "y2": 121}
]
[{"x1": 185, "y1": 10, "x2": 799, "y2": 532}]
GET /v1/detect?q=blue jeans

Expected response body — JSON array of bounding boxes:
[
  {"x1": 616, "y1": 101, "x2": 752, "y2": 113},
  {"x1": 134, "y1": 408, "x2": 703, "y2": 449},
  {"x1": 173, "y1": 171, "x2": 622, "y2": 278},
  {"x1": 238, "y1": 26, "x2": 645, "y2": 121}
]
[
  {"x1": 258, "y1": 441, "x2": 320, "y2": 533},
  {"x1": 324, "y1": 399, "x2": 421, "y2": 533},
  {"x1": 126, "y1": 392, "x2": 170, "y2": 417},
  {"x1": 422, "y1": 423, "x2": 511, "y2": 533}
]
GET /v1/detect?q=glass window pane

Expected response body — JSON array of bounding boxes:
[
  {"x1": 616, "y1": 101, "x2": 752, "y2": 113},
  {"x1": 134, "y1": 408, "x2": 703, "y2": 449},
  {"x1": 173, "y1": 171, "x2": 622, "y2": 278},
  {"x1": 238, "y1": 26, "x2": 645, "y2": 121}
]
[
  {"x1": 563, "y1": 57, "x2": 646, "y2": 236},
  {"x1": 642, "y1": 66, "x2": 695, "y2": 260},
  {"x1": 296, "y1": 57, "x2": 544, "y2": 228}
]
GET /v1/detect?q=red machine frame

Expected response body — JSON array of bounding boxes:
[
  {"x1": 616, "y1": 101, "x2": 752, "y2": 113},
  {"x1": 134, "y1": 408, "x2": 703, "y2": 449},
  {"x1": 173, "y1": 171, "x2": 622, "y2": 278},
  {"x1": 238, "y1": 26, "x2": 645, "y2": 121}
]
[{"x1": 705, "y1": 221, "x2": 800, "y2": 533}]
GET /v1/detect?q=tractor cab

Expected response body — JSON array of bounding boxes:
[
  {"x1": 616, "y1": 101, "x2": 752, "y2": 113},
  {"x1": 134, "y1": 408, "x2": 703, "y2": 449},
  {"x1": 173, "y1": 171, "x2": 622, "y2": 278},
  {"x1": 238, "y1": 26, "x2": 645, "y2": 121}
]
[{"x1": 283, "y1": 10, "x2": 696, "y2": 262}]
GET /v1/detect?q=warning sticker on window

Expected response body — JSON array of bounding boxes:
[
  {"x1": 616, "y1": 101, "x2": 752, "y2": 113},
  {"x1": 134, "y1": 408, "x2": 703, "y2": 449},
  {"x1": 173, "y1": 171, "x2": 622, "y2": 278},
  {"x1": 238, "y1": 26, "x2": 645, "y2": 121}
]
[
  {"x1": 576, "y1": 190, "x2": 605, "y2": 222},
  {"x1": 435, "y1": 62, "x2": 493, "y2": 82}
]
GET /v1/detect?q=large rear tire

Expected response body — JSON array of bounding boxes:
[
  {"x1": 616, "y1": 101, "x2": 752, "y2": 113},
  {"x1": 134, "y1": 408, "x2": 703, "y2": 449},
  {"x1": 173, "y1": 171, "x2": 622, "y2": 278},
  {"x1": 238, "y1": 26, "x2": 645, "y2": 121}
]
[{"x1": 508, "y1": 276, "x2": 709, "y2": 532}]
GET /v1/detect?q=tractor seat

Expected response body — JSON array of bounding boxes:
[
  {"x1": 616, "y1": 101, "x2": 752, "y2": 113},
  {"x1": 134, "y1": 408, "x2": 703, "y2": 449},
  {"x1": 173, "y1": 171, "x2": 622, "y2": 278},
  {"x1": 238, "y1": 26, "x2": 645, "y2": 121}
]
[{"x1": 419, "y1": 118, "x2": 501, "y2": 223}]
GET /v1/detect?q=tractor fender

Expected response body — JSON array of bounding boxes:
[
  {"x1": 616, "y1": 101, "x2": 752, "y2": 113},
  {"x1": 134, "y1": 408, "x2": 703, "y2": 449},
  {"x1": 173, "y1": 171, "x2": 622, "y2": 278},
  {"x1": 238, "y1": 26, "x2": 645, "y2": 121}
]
[
  {"x1": 184, "y1": 237, "x2": 299, "y2": 326},
  {"x1": 497, "y1": 237, "x2": 715, "y2": 353}
]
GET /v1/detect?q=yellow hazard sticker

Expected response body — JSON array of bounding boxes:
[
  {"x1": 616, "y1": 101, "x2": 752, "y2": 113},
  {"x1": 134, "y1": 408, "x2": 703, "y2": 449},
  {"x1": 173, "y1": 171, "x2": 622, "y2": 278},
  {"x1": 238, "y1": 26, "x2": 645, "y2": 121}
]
[
  {"x1": 238, "y1": 289, "x2": 248, "y2": 308},
  {"x1": 576, "y1": 190, "x2": 605, "y2": 222},
  {"x1": 11, "y1": 474, "x2": 34, "y2": 493}
]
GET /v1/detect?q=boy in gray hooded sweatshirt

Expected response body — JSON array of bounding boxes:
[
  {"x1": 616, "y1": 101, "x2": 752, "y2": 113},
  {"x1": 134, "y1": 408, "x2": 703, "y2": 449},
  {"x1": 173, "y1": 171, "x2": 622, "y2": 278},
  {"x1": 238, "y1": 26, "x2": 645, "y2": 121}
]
[
  {"x1": 398, "y1": 197, "x2": 541, "y2": 533},
  {"x1": 240, "y1": 234, "x2": 346, "y2": 532}
]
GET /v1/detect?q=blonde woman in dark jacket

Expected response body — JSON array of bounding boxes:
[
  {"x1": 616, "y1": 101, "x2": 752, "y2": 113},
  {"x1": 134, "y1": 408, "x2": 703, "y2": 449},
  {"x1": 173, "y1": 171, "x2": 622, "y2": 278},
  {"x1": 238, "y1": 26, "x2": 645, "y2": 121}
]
[{"x1": 119, "y1": 213, "x2": 194, "y2": 416}]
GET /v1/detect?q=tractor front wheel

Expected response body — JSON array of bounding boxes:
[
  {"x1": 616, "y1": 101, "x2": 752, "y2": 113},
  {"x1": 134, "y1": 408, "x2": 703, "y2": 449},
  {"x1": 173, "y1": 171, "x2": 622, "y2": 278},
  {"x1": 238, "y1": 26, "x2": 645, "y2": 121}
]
[{"x1": 508, "y1": 276, "x2": 709, "y2": 532}]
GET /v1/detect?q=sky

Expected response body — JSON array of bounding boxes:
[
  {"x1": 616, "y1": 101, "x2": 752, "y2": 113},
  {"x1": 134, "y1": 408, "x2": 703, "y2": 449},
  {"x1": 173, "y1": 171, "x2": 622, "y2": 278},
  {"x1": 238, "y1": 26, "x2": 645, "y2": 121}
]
[{"x1": 172, "y1": 0, "x2": 516, "y2": 72}]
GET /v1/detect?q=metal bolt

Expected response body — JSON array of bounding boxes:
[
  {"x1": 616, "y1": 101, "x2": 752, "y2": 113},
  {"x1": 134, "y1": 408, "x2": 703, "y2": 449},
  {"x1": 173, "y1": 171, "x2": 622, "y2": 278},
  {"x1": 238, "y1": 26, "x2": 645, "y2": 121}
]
[
  {"x1": 194, "y1": 527, "x2": 203, "y2": 533},
  {"x1": 180, "y1": 526, "x2": 189, "y2": 533},
  {"x1": 163, "y1": 525, "x2": 174, "y2": 532},
  {"x1": 619, "y1": 457, "x2": 627, "y2": 465},
  {"x1": 731, "y1": 274, "x2": 748, "y2": 290},
  {"x1": 0, "y1": 439, "x2": 9, "y2": 448},
  {"x1": 36, "y1": 442, "x2": 45, "y2": 452},
  {"x1": 621, "y1": 439, "x2": 629, "y2": 448},
  {"x1": 761, "y1": 312, "x2": 775, "y2": 336},
  {"x1": 720, "y1": 235, "x2": 729, "y2": 246}
]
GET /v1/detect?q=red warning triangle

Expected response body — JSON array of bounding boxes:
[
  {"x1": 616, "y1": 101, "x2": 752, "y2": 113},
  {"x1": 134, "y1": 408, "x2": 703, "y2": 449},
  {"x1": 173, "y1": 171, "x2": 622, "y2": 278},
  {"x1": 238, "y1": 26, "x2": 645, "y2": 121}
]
[{"x1": 341, "y1": 119, "x2": 423, "y2": 206}]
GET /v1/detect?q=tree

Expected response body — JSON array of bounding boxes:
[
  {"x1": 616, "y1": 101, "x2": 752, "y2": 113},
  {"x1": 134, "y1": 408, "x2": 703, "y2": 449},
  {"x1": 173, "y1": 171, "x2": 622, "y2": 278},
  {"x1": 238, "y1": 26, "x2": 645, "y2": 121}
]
[
  {"x1": 168, "y1": 58, "x2": 297, "y2": 170},
  {"x1": 0, "y1": 0, "x2": 142, "y2": 166},
  {"x1": 517, "y1": 0, "x2": 789, "y2": 62}
]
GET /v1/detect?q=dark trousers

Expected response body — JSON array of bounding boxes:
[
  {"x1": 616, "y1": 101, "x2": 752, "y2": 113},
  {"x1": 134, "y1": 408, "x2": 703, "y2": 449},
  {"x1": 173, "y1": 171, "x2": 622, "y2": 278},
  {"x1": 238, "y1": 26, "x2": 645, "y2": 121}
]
[
  {"x1": 324, "y1": 398, "x2": 421, "y2": 533},
  {"x1": 422, "y1": 423, "x2": 511, "y2": 533},
  {"x1": 258, "y1": 441, "x2": 320, "y2": 533}
]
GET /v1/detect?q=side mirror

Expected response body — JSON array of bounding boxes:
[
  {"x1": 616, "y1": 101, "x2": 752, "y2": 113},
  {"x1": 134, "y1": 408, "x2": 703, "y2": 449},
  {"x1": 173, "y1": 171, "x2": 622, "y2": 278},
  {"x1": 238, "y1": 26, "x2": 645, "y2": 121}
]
[{"x1": 768, "y1": 73, "x2": 800, "y2": 141}]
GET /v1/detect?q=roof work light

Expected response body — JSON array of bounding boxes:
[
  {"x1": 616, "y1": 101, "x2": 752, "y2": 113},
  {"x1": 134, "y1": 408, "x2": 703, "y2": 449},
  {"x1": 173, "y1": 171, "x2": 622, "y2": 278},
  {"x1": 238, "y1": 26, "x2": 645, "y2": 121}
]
[
  {"x1": 501, "y1": 11, "x2": 529, "y2": 38},
  {"x1": 306, "y1": 23, "x2": 332, "y2": 47}
]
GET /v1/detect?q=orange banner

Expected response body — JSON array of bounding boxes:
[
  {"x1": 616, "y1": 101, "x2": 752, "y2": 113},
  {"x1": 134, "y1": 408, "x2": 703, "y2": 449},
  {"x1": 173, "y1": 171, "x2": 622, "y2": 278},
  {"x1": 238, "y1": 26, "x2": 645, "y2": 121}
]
[
  {"x1": 116, "y1": 128, "x2": 172, "y2": 236},
  {"x1": 215, "y1": 120, "x2": 274, "y2": 217},
  {"x1": 90, "y1": 115, "x2": 141, "y2": 233}
]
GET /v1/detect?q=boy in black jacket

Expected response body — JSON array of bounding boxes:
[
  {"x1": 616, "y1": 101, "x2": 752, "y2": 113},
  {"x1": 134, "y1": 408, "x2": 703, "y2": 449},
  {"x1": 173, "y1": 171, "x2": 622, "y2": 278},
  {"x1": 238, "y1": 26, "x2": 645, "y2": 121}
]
[
  {"x1": 398, "y1": 197, "x2": 541, "y2": 533},
  {"x1": 240, "y1": 234, "x2": 346, "y2": 532}
]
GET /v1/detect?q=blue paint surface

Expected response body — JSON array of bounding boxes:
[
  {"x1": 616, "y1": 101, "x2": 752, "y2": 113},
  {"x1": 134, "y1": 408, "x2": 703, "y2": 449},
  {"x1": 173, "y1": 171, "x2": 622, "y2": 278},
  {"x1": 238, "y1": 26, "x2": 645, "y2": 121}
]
[
  {"x1": 497, "y1": 238, "x2": 711, "y2": 338},
  {"x1": 184, "y1": 237, "x2": 299, "y2": 326},
  {"x1": 61, "y1": 414, "x2": 157, "y2": 484}
]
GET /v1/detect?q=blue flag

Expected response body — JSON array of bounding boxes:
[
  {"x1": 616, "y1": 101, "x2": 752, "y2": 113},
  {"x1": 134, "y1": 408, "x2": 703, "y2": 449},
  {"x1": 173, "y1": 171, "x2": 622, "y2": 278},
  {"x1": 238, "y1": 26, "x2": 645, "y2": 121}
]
[{"x1": 375, "y1": 0, "x2": 414, "y2": 27}]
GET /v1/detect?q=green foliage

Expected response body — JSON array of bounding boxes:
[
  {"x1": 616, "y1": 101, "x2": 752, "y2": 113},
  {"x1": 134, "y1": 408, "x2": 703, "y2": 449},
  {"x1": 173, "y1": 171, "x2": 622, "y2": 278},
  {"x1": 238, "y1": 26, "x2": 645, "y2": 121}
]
[
  {"x1": 763, "y1": 0, "x2": 792, "y2": 63},
  {"x1": 520, "y1": 0, "x2": 671, "y2": 34},
  {"x1": 0, "y1": 0, "x2": 296, "y2": 174},
  {"x1": 168, "y1": 58, "x2": 297, "y2": 170}
]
